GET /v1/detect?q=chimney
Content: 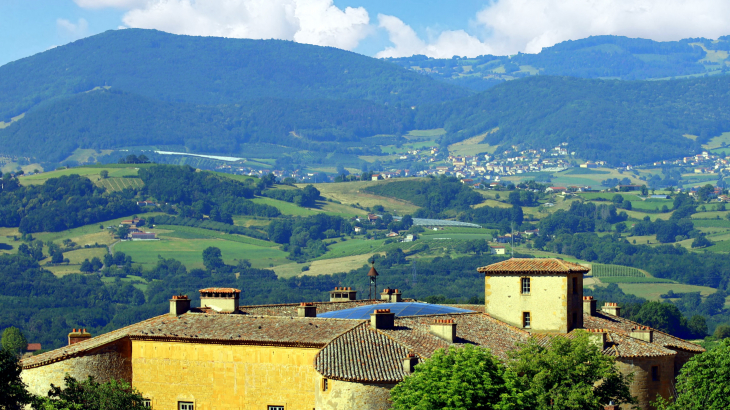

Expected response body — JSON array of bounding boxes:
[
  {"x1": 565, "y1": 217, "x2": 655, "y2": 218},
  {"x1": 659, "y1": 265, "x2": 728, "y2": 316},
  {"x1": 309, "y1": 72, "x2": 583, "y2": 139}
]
[
  {"x1": 370, "y1": 309, "x2": 395, "y2": 330},
  {"x1": 631, "y1": 326, "x2": 654, "y2": 343},
  {"x1": 169, "y1": 294, "x2": 191, "y2": 316},
  {"x1": 329, "y1": 287, "x2": 357, "y2": 302},
  {"x1": 430, "y1": 318, "x2": 457, "y2": 343},
  {"x1": 381, "y1": 287, "x2": 403, "y2": 303},
  {"x1": 199, "y1": 288, "x2": 240, "y2": 313},
  {"x1": 604, "y1": 401, "x2": 619, "y2": 410},
  {"x1": 602, "y1": 302, "x2": 621, "y2": 317},
  {"x1": 298, "y1": 302, "x2": 317, "y2": 318},
  {"x1": 586, "y1": 328, "x2": 607, "y2": 350},
  {"x1": 403, "y1": 353, "x2": 418, "y2": 374},
  {"x1": 68, "y1": 329, "x2": 92, "y2": 345},
  {"x1": 583, "y1": 296, "x2": 597, "y2": 316}
]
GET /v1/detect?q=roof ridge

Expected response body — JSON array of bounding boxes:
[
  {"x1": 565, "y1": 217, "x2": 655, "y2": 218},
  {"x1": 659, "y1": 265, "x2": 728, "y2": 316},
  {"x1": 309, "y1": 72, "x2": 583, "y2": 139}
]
[
  {"x1": 600, "y1": 312, "x2": 704, "y2": 351},
  {"x1": 312, "y1": 321, "x2": 370, "y2": 371}
]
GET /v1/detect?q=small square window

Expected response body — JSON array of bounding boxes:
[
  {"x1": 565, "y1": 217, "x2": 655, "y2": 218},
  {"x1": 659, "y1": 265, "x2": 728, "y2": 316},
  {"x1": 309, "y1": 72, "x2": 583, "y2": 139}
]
[
  {"x1": 142, "y1": 399, "x2": 151, "y2": 408},
  {"x1": 523, "y1": 312, "x2": 531, "y2": 329},
  {"x1": 268, "y1": 406, "x2": 285, "y2": 410},
  {"x1": 572, "y1": 277, "x2": 578, "y2": 294},
  {"x1": 179, "y1": 402, "x2": 194, "y2": 410},
  {"x1": 651, "y1": 366, "x2": 660, "y2": 381},
  {"x1": 572, "y1": 312, "x2": 577, "y2": 327},
  {"x1": 521, "y1": 278, "x2": 530, "y2": 295}
]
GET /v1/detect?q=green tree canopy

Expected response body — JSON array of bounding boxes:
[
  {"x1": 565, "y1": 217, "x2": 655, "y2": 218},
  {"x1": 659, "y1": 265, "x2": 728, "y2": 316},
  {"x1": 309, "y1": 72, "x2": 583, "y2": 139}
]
[
  {"x1": 0, "y1": 348, "x2": 32, "y2": 410},
  {"x1": 36, "y1": 375, "x2": 147, "y2": 410},
  {"x1": 1, "y1": 327, "x2": 27, "y2": 356},
  {"x1": 655, "y1": 339, "x2": 730, "y2": 410},
  {"x1": 508, "y1": 332, "x2": 635, "y2": 410},
  {"x1": 202, "y1": 247, "x2": 224, "y2": 271},
  {"x1": 390, "y1": 344, "x2": 526, "y2": 410}
]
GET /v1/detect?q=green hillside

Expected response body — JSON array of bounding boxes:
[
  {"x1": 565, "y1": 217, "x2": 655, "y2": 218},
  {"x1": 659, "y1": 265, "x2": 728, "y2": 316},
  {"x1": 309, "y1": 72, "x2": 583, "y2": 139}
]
[
  {"x1": 0, "y1": 28, "x2": 467, "y2": 121},
  {"x1": 416, "y1": 75, "x2": 730, "y2": 164},
  {"x1": 389, "y1": 35, "x2": 728, "y2": 90}
]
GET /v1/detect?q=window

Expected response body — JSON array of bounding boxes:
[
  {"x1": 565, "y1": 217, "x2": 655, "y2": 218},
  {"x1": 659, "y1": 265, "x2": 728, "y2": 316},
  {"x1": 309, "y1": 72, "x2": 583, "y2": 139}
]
[
  {"x1": 179, "y1": 402, "x2": 194, "y2": 410},
  {"x1": 268, "y1": 407, "x2": 285, "y2": 410},
  {"x1": 521, "y1": 277, "x2": 530, "y2": 295},
  {"x1": 572, "y1": 277, "x2": 578, "y2": 294},
  {"x1": 523, "y1": 312, "x2": 531, "y2": 329},
  {"x1": 572, "y1": 312, "x2": 577, "y2": 327},
  {"x1": 651, "y1": 366, "x2": 660, "y2": 381},
  {"x1": 322, "y1": 378, "x2": 329, "y2": 392},
  {"x1": 142, "y1": 400, "x2": 151, "y2": 408}
]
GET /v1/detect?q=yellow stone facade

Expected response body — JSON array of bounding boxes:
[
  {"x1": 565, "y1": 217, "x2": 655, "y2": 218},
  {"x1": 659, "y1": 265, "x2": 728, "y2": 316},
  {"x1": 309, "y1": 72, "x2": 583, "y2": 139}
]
[
  {"x1": 484, "y1": 273, "x2": 583, "y2": 333},
  {"x1": 132, "y1": 340, "x2": 321, "y2": 410}
]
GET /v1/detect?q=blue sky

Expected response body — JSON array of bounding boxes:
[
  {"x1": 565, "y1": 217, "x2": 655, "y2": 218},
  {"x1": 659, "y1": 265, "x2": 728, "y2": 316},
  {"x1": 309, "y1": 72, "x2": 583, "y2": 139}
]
[{"x1": 2, "y1": 0, "x2": 730, "y2": 67}]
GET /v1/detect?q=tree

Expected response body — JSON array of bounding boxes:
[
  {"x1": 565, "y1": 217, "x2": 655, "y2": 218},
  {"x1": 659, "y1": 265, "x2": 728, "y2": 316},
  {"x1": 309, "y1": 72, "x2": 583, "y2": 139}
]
[
  {"x1": 0, "y1": 348, "x2": 32, "y2": 410},
  {"x1": 687, "y1": 315, "x2": 707, "y2": 338},
  {"x1": 90, "y1": 257, "x2": 103, "y2": 272},
  {"x1": 508, "y1": 332, "x2": 635, "y2": 410},
  {"x1": 691, "y1": 235, "x2": 714, "y2": 248},
  {"x1": 654, "y1": 339, "x2": 730, "y2": 410},
  {"x1": 1, "y1": 327, "x2": 27, "y2": 357},
  {"x1": 713, "y1": 324, "x2": 730, "y2": 339},
  {"x1": 51, "y1": 251, "x2": 63, "y2": 265},
  {"x1": 80, "y1": 259, "x2": 93, "y2": 273},
  {"x1": 99, "y1": 170, "x2": 109, "y2": 179},
  {"x1": 390, "y1": 344, "x2": 527, "y2": 410},
  {"x1": 202, "y1": 247, "x2": 224, "y2": 270},
  {"x1": 38, "y1": 375, "x2": 147, "y2": 410}
]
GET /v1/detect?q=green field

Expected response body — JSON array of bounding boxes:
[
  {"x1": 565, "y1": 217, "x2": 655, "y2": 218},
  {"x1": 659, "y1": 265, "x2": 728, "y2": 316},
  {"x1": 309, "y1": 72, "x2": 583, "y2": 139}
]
[
  {"x1": 693, "y1": 219, "x2": 730, "y2": 228},
  {"x1": 19, "y1": 166, "x2": 140, "y2": 186},
  {"x1": 154, "y1": 225, "x2": 274, "y2": 247},
  {"x1": 629, "y1": 200, "x2": 671, "y2": 211},
  {"x1": 251, "y1": 197, "x2": 320, "y2": 216},
  {"x1": 598, "y1": 276, "x2": 674, "y2": 284},
  {"x1": 314, "y1": 238, "x2": 394, "y2": 260},
  {"x1": 421, "y1": 233, "x2": 492, "y2": 241},
  {"x1": 407, "y1": 129, "x2": 446, "y2": 137},
  {"x1": 564, "y1": 168, "x2": 610, "y2": 175},
  {"x1": 579, "y1": 193, "x2": 642, "y2": 201},
  {"x1": 591, "y1": 263, "x2": 645, "y2": 278},
  {"x1": 114, "y1": 237, "x2": 288, "y2": 269},
  {"x1": 97, "y1": 178, "x2": 144, "y2": 192},
  {"x1": 616, "y1": 282, "x2": 720, "y2": 301}
]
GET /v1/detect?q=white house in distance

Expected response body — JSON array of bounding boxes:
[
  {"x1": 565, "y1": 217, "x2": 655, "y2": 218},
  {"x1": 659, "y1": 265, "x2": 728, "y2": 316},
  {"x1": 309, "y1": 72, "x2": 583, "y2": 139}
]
[{"x1": 490, "y1": 245, "x2": 506, "y2": 255}]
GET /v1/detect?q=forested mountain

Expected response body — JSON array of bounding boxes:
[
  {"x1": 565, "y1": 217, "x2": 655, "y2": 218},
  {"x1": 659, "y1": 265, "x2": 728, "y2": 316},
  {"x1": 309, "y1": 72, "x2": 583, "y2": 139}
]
[
  {"x1": 0, "y1": 89, "x2": 413, "y2": 162},
  {"x1": 415, "y1": 75, "x2": 730, "y2": 164},
  {"x1": 0, "y1": 28, "x2": 466, "y2": 121},
  {"x1": 389, "y1": 35, "x2": 729, "y2": 91}
]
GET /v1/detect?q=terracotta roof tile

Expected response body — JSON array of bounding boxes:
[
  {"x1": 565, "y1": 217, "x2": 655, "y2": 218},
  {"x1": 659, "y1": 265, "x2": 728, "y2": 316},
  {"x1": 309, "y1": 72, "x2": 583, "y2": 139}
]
[
  {"x1": 315, "y1": 323, "x2": 410, "y2": 383},
  {"x1": 584, "y1": 312, "x2": 704, "y2": 353},
  {"x1": 478, "y1": 258, "x2": 591, "y2": 274},
  {"x1": 199, "y1": 288, "x2": 241, "y2": 293}
]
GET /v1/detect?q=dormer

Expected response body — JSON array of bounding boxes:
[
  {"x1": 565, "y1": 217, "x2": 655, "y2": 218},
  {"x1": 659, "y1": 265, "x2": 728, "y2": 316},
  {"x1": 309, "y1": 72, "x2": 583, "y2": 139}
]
[
  {"x1": 199, "y1": 288, "x2": 241, "y2": 313},
  {"x1": 477, "y1": 258, "x2": 590, "y2": 333}
]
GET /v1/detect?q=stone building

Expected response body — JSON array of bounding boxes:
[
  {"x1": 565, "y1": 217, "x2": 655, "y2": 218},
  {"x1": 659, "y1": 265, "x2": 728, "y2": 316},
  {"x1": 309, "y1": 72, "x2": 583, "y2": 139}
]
[{"x1": 21, "y1": 259, "x2": 703, "y2": 410}]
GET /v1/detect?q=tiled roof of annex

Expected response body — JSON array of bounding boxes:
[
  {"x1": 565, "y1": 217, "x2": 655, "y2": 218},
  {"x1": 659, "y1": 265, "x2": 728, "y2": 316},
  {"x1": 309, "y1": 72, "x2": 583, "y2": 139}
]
[
  {"x1": 477, "y1": 258, "x2": 590, "y2": 274},
  {"x1": 584, "y1": 311, "x2": 704, "y2": 354}
]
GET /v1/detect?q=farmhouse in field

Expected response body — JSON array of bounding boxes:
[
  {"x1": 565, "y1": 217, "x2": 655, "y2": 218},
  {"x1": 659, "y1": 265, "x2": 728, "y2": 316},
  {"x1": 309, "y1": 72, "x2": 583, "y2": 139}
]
[{"x1": 21, "y1": 259, "x2": 702, "y2": 410}]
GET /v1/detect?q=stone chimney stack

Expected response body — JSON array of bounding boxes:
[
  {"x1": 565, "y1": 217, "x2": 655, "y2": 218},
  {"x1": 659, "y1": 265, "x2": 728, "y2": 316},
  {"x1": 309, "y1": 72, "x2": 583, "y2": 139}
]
[
  {"x1": 430, "y1": 318, "x2": 457, "y2": 343},
  {"x1": 402, "y1": 353, "x2": 418, "y2": 374},
  {"x1": 604, "y1": 401, "x2": 620, "y2": 410},
  {"x1": 370, "y1": 309, "x2": 395, "y2": 330},
  {"x1": 631, "y1": 326, "x2": 654, "y2": 343},
  {"x1": 587, "y1": 328, "x2": 607, "y2": 350},
  {"x1": 199, "y1": 288, "x2": 240, "y2": 313},
  {"x1": 602, "y1": 302, "x2": 621, "y2": 317},
  {"x1": 329, "y1": 287, "x2": 357, "y2": 302},
  {"x1": 298, "y1": 302, "x2": 317, "y2": 318},
  {"x1": 381, "y1": 287, "x2": 403, "y2": 303},
  {"x1": 68, "y1": 329, "x2": 92, "y2": 345},
  {"x1": 583, "y1": 296, "x2": 597, "y2": 316},
  {"x1": 169, "y1": 294, "x2": 191, "y2": 316}
]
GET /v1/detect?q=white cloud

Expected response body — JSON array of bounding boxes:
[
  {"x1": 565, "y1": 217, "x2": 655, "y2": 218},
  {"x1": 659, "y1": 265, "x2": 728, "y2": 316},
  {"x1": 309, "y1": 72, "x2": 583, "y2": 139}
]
[
  {"x1": 77, "y1": 0, "x2": 370, "y2": 51},
  {"x1": 57, "y1": 18, "x2": 89, "y2": 38},
  {"x1": 376, "y1": 14, "x2": 494, "y2": 58},
  {"x1": 477, "y1": 0, "x2": 730, "y2": 55}
]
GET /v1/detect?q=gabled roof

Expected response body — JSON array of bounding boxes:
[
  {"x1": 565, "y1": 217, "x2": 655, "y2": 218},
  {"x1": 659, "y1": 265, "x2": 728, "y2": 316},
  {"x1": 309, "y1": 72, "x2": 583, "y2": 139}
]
[{"x1": 478, "y1": 258, "x2": 590, "y2": 274}]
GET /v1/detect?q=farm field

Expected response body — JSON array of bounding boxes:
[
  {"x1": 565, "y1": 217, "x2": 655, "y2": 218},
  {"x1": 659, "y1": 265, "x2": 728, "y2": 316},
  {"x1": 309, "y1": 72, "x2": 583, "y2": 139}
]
[
  {"x1": 578, "y1": 193, "x2": 642, "y2": 201},
  {"x1": 303, "y1": 180, "x2": 420, "y2": 214},
  {"x1": 615, "y1": 283, "x2": 721, "y2": 302},
  {"x1": 251, "y1": 197, "x2": 319, "y2": 216},
  {"x1": 474, "y1": 199, "x2": 512, "y2": 209},
  {"x1": 18, "y1": 166, "x2": 140, "y2": 186},
  {"x1": 96, "y1": 178, "x2": 144, "y2": 192},
  {"x1": 62, "y1": 247, "x2": 108, "y2": 265},
  {"x1": 273, "y1": 253, "x2": 376, "y2": 279},
  {"x1": 692, "y1": 211, "x2": 730, "y2": 220},
  {"x1": 33, "y1": 213, "x2": 165, "y2": 246},
  {"x1": 447, "y1": 129, "x2": 499, "y2": 157},
  {"x1": 624, "y1": 210, "x2": 673, "y2": 221},
  {"x1": 590, "y1": 263, "x2": 645, "y2": 278},
  {"x1": 154, "y1": 225, "x2": 274, "y2": 247},
  {"x1": 114, "y1": 237, "x2": 289, "y2": 269},
  {"x1": 232, "y1": 217, "x2": 271, "y2": 228},
  {"x1": 421, "y1": 233, "x2": 492, "y2": 241},
  {"x1": 629, "y1": 200, "x2": 672, "y2": 211}
]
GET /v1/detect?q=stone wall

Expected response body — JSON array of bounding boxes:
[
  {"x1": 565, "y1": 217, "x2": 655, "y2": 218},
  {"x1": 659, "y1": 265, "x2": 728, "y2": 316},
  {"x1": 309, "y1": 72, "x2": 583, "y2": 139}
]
[
  {"x1": 616, "y1": 354, "x2": 675, "y2": 410},
  {"x1": 671, "y1": 348, "x2": 696, "y2": 377},
  {"x1": 132, "y1": 340, "x2": 320, "y2": 410},
  {"x1": 316, "y1": 379, "x2": 395, "y2": 410},
  {"x1": 21, "y1": 338, "x2": 132, "y2": 397}
]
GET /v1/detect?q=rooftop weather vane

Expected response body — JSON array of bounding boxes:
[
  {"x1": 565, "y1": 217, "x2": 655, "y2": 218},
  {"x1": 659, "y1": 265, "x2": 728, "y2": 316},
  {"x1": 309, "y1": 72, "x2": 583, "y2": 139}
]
[{"x1": 367, "y1": 258, "x2": 379, "y2": 300}]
